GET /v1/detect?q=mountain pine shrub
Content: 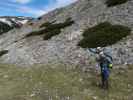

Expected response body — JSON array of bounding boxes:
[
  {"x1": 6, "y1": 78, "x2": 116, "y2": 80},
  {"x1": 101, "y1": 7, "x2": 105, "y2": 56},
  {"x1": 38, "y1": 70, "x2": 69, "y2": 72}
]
[
  {"x1": 43, "y1": 29, "x2": 61, "y2": 40},
  {"x1": 106, "y1": 0, "x2": 129, "y2": 7},
  {"x1": 39, "y1": 21, "x2": 53, "y2": 28},
  {"x1": 43, "y1": 18, "x2": 74, "y2": 40},
  {"x1": 0, "y1": 22, "x2": 12, "y2": 35},
  {"x1": 78, "y1": 22, "x2": 131, "y2": 48},
  {"x1": 0, "y1": 50, "x2": 8, "y2": 57},
  {"x1": 37, "y1": 17, "x2": 42, "y2": 20},
  {"x1": 25, "y1": 17, "x2": 74, "y2": 40},
  {"x1": 25, "y1": 28, "x2": 45, "y2": 38}
]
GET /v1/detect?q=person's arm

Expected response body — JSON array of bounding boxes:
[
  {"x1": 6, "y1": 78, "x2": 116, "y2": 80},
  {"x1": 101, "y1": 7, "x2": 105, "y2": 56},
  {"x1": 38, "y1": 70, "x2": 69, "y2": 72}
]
[{"x1": 87, "y1": 48, "x2": 97, "y2": 54}]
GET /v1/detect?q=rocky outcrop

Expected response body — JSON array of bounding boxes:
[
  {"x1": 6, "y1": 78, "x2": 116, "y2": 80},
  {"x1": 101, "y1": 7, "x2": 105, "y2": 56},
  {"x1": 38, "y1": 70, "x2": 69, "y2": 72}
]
[
  {"x1": 0, "y1": 16, "x2": 33, "y2": 35},
  {"x1": 0, "y1": 0, "x2": 132, "y2": 67}
]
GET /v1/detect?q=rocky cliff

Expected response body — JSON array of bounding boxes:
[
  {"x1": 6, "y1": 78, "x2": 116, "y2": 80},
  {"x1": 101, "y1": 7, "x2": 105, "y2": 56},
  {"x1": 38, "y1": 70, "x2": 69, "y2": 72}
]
[
  {"x1": 0, "y1": 16, "x2": 33, "y2": 35},
  {"x1": 0, "y1": 0, "x2": 133, "y2": 67}
]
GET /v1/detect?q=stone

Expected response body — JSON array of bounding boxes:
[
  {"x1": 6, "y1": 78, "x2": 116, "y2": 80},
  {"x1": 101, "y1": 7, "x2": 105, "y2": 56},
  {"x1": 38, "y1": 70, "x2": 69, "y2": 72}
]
[{"x1": 0, "y1": 0, "x2": 133, "y2": 68}]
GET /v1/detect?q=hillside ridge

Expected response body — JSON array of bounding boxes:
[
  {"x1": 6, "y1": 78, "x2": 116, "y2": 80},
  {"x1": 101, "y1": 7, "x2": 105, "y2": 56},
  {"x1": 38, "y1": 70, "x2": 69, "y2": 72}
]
[{"x1": 0, "y1": 0, "x2": 132, "y2": 67}]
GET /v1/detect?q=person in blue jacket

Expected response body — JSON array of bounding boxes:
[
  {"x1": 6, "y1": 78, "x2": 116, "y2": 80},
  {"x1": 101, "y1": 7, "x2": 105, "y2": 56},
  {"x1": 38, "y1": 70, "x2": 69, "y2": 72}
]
[
  {"x1": 88, "y1": 47, "x2": 113, "y2": 89},
  {"x1": 98, "y1": 51, "x2": 112, "y2": 89}
]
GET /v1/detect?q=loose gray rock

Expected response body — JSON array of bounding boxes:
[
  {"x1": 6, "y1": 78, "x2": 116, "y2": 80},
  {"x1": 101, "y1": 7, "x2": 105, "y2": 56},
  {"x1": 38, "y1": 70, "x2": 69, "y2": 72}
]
[{"x1": 0, "y1": 0, "x2": 133, "y2": 68}]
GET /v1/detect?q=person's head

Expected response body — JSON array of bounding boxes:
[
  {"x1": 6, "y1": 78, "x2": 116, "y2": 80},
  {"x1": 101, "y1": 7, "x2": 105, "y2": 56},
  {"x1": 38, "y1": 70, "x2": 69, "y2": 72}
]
[
  {"x1": 97, "y1": 47, "x2": 101, "y2": 50},
  {"x1": 96, "y1": 47, "x2": 103, "y2": 53},
  {"x1": 99, "y1": 51, "x2": 105, "y2": 57}
]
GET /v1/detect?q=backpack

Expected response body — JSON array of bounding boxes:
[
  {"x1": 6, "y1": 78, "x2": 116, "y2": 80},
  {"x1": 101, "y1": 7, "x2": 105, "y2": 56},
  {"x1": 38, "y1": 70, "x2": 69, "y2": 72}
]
[
  {"x1": 103, "y1": 48, "x2": 113, "y2": 68},
  {"x1": 103, "y1": 54, "x2": 113, "y2": 69}
]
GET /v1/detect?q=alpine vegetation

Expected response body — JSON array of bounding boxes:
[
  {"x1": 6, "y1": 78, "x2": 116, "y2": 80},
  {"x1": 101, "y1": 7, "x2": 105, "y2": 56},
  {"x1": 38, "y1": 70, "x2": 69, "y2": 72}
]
[
  {"x1": 0, "y1": 16, "x2": 32, "y2": 35},
  {"x1": 106, "y1": 0, "x2": 129, "y2": 7},
  {"x1": 78, "y1": 22, "x2": 131, "y2": 48},
  {"x1": 25, "y1": 17, "x2": 74, "y2": 40},
  {"x1": 0, "y1": 50, "x2": 8, "y2": 57},
  {"x1": 43, "y1": 17, "x2": 74, "y2": 40},
  {"x1": 39, "y1": 20, "x2": 56, "y2": 28},
  {"x1": 0, "y1": 22, "x2": 13, "y2": 35}
]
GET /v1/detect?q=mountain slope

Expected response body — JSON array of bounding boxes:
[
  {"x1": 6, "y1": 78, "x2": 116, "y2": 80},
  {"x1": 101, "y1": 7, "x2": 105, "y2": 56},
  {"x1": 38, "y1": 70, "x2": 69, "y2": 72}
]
[
  {"x1": 0, "y1": 0, "x2": 133, "y2": 66},
  {"x1": 0, "y1": 16, "x2": 33, "y2": 35}
]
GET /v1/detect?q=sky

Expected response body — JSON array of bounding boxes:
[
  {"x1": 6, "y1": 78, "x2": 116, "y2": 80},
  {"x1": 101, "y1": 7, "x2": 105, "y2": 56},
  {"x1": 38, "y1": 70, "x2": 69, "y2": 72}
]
[{"x1": 0, "y1": 0, "x2": 77, "y2": 18}]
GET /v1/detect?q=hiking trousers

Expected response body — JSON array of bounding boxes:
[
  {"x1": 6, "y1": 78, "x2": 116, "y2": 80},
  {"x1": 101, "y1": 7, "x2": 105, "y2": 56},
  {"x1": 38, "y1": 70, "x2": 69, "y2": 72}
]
[{"x1": 101, "y1": 72, "x2": 109, "y2": 89}]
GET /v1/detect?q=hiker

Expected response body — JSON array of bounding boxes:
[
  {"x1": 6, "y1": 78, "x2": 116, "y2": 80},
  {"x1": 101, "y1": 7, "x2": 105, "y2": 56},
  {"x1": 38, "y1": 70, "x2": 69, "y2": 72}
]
[{"x1": 87, "y1": 47, "x2": 113, "y2": 89}]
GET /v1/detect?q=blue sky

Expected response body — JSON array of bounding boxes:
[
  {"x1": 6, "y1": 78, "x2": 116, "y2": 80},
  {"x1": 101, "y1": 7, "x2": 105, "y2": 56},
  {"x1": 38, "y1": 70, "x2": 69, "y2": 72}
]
[{"x1": 0, "y1": 0, "x2": 77, "y2": 18}]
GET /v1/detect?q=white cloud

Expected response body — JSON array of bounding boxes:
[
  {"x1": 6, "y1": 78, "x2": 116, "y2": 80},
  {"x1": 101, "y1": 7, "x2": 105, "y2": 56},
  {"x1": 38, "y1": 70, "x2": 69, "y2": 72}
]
[
  {"x1": 55, "y1": 0, "x2": 77, "y2": 7},
  {"x1": 17, "y1": 0, "x2": 77, "y2": 17},
  {"x1": 40, "y1": 0, "x2": 77, "y2": 15},
  {"x1": 1, "y1": 0, "x2": 77, "y2": 17},
  {"x1": 46, "y1": 0, "x2": 77, "y2": 9},
  {"x1": 18, "y1": 6, "x2": 46, "y2": 17},
  {"x1": 12, "y1": 0, "x2": 31, "y2": 4},
  {"x1": 0, "y1": 1, "x2": 46, "y2": 17}
]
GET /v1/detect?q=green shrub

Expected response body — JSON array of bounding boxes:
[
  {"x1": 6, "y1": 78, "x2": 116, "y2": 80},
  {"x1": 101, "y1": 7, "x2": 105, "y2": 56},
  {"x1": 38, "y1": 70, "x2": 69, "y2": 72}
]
[
  {"x1": 42, "y1": 18, "x2": 74, "y2": 40},
  {"x1": 106, "y1": 0, "x2": 129, "y2": 7},
  {"x1": 78, "y1": 22, "x2": 131, "y2": 48},
  {"x1": 37, "y1": 16, "x2": 42, "y2": 20},
  {"x1": 25, "y1": 28, "x2": 45, "y2": 38},
  {"x1": 0, "y1": 50, "x2": 8, "y2": 57},
  {"x1": 39, "y1": 21, "x2": 53, "y2": 28},
  {"x1": 0, "y1": 22, "x2": 13, "y2": 35},
  {"x1": 26, "y1": 17, "x2": 74, "y2": 40},
  {"x1": 44, "y1": 20, "x2": 74, "y2": 32},
  {"x1": 43, "y1": 29, "x2": 61, "y2": 40},
  {"x1": 40, "y1": 18, "x2": 74, "y2": 29},
  {"x1": 28, "y1": 22, "x2": 33, "y2": 25}
]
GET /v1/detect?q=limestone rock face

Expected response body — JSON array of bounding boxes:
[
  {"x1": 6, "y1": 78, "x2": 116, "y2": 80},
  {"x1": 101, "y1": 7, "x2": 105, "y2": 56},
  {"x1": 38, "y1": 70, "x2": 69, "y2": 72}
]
[
  {"x1": 0, "y1": 16, "x2": 33, "y2": 35},
  {"x1": 0, "y1": 0, "x2": 133, "y2": 67}
]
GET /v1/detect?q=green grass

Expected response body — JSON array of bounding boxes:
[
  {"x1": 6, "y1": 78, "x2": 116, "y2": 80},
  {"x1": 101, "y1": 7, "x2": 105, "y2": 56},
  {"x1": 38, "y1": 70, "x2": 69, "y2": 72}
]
[
  {"x1": 78, "y1": 22, "x2": 131, "y2": 48},
  {"x1": 106, "y1": 0, "x2": 129, "y2": 7},
  {"x1": 0, "y1": 64, "x2": 132, "y2": 100}
]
